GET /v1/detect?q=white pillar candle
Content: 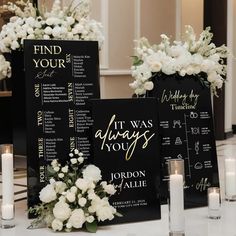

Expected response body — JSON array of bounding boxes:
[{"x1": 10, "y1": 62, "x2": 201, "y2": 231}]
[
  {"x1": 1, "y1": 204, "x2": 14, "y2": 220},
  {"x1": 169, "y1": 173, "x2": 184, "y2": 232},
  {"x1": 225, "y1": 158, "x2": 236, "y2": 173},
  {"x1": 1, "y1": 152, "x2": 14, "y2": 219},
  {"x1": 208, "y1": 190, "x2": 220, "y2": 210},
  {"x1": 225, "y1": 172, "x2": 236, "y2": 196}
]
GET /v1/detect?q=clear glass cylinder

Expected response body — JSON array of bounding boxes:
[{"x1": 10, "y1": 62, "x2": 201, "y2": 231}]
[
  {"x1": 208, "y1": 187, "x2": 221, "y2": 219},
  {"x1": 168, "y1": 159, "x2": 185, "y2": 236},
  {"x1": 224, "y1": 158, "x2": 236, "y2": 201},
  {"x1": 0, "y1": 144, "x2": 15, "y2": 228}
]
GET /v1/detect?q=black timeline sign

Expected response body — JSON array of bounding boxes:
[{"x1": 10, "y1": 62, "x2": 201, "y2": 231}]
[
  {"x1": 148, "y1": 75, "x2": 219, "y2": 208},
  {"x1": 24, "y1": 40, "x2": 100, "y2": 213}
]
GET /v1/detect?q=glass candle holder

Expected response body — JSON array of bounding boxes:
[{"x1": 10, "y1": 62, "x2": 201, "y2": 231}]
[
  {"x1": 168, "y1": 159, "x2": 185, "y2": 236},
  {"x1": 224, "y1": 158, "x2": 236, "y2": 201},
  {"x1": 0, "y1": 144, "x2": 15, "y2": 228},
  {"x1": 208, "y1": 187, "x2": 221, "y2": 219}
]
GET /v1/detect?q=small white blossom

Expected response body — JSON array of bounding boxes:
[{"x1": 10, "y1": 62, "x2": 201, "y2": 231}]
[
  {"x1": 61, "y1": 165, "x2": 68, "y2": 173},
  {"x1": 66, "y1": 191, "x2": 76, "y2": 203},
  {"x1": 78, "y1": 197, "x2": 87, "y2": 207},
  {"x1": 86, "y1": 215, "x2": 95, "y2": 223},
  {"x1": 58, "y1": 173, "x2": 64, "y2": 178},
  {"x1": 70, "y1": 158, "x2": 77, "y2": 164}
]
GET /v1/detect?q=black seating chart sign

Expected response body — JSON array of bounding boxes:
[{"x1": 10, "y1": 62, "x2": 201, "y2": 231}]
[
  {"x1": 24, "y1": 40, "x2": 100, "y2": 214},
  {"x1": 91, "y1": 98, "x2": 161, "y2": 224},
  {"x1": 148, "y1": 75, "x2": 219, "y2": 208}
]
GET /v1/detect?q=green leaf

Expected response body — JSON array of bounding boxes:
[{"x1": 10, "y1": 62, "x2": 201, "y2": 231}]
[
  {"x1": 115, "y1": 212, "x2": 123, "y2": 217},
  {"x1": 85, "y1": 221, "x2": 97, "y2": 233},
  {"x1": 131, "y1": 56, "x2": 143, "y2": 66}
]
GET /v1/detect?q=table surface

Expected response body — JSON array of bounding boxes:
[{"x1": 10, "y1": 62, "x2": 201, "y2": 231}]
[{"x1": 0, "y1": 200, "x2": 236, "y2": 236}]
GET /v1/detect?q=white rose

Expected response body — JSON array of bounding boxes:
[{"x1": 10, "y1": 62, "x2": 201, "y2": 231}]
[
  {"x1": 186, "y1": 65, "x2": 194, "y2": 75},
  {"x1": 68, "y1": 209, "x2": 85, "y2": 229},
  {"x1": 66, "y1": 222, "x2": 72, "y2": 229},
  {"x1": 146, "y1": 54, "x2": 162, "y2": 72},
  {"x1": 75, "y1": 178, "x2": 89, "y2": 192},
  {"x1": 70, "y1": 158, "x2": 77, "y2": 164},
  {"x1": 61, "y1": 166, "x2": 68, "y2": 173},
  {"x1": 207, "y1": 72, "x2": 217, "y2": 83},
  {"x1": 74, "y1": 149, "x2": 79, "y2": 154},
  {"x1": 39, "y1": 184, "x2": 57, "y2": 203},
  {"x1": 58, "y1": 173, "x2": 64, "y2": 178},
  {"x1": 78, "y1": 197, "x2": 87, "y2": 207},
  {"x1": 82, "y1": 165, "x2": 102, "y2": 182},
  {"x1": 179, "y1": 69, "x2": 186, "y2": 77},
  {"x1": 11, "y1": 40, "x2": 20, "y2": 50},
  {"x1": 135, "y1": 87, "x2": 146, "y2": 95},
  {"x1": 51, "y1": 219, "x2": 63, "y2": 231},
  {"x1": 143, "y1": 81, "x2": 154, "y2": 91},
  {"x1": 44, "y1": 26, "x2": 53, "y2": 35},
  {"x1": 70, "y1": 186, "x2": 77, "y2": 194},
  {"x1": 86, "y1": 215, "x2": 95, "y2": 223},
  {"x1": 54, "y1": 166, "x2": 60, "y2": 172},
  {"x1": 51, "y1": 159, "x2": 58, "y2": 168},
  {"x1": 53, "y1": 202, "x2": 71, "y2": 221},
  {"x1": 66, "y1": 191, "x2": 76, "y2": 203},
  {"x1": 69, "y1": 153, "x2": 74, "y2": 158},
  {"x1": 43, "y1": 34, "x2": 50, "y2": 40},
  {"x1": 54, "y1": 181, "x2": 67, "y2": 194},
  {"x1": 103, "y1": 184, "x2": 116, "y2": 195},
  {"x1": 215, "y1": 77, "x2": 223, "y2": 89},
  {"x1": 201, "y1": 59, "x2": 215, "y2": 73},
  {"x1": 79, "y1": 152, "x2": 84, "y2": 157},
  {"x1": 52, "y1": 26, "x2": 62, "y2": 38},
  {"x1": 78, "y1": 157, "x2": 84, "y2": 164},
  {"x1": 49, "y1": 178, "x2": 56, "y2": 184}
]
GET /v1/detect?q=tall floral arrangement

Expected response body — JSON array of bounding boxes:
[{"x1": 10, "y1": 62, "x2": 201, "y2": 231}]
[
  {"x1": 29, "y1": 149, "x2": 119, "y2": 232},
  {"x1": 130, "y1": 26, "x2": 228, "y2": 96},
  {"x1": 0, "y1": 0, "x2": 104, "y2": 80}
]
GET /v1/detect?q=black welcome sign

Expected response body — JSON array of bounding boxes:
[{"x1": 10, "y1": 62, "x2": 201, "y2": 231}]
[
  {"x1": 24, "y1": 40, "x2": 100, "y2": 215},
  {"x1": 148, "y1": 75, "x2": 219, "y2": 208},
  {"x1": 91, "y1": 98, "x2": 161, "y2": 224}
]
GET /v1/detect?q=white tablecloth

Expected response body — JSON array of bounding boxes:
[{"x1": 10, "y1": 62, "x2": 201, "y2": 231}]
[{"x1": 1, "y1": 200, "x2": 236, "y2": 236}]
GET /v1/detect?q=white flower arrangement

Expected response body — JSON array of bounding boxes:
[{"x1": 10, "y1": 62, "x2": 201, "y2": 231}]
[
  {"x1": 29, "y1": 149, "x2": 119, "y2": 233},
  {"x1": 0, "y1": 0, "x2": 104, "y2": 80},
  {"x1": 0, "y1": 54, "x2": 11, "y2": 80},
  {"x1": 130, "y1": 26, "x2": 228, "y2": 96}
]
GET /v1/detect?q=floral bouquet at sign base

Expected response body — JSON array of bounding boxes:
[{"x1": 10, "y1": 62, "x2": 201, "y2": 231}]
[
  {"x1": 129, "y1": 25, "x2": 228, "y2": 96},
  {"x1": 0, "y1": 0, "x2": 104, "y2": 81},
  {"x1": 29, "y1": 149, "x2": 120, "y2": 233}
]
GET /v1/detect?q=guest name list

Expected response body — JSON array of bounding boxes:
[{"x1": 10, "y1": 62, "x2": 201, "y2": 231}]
[{"x1": 24, "y1": 40, "x2": 100, "y2": 214}]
